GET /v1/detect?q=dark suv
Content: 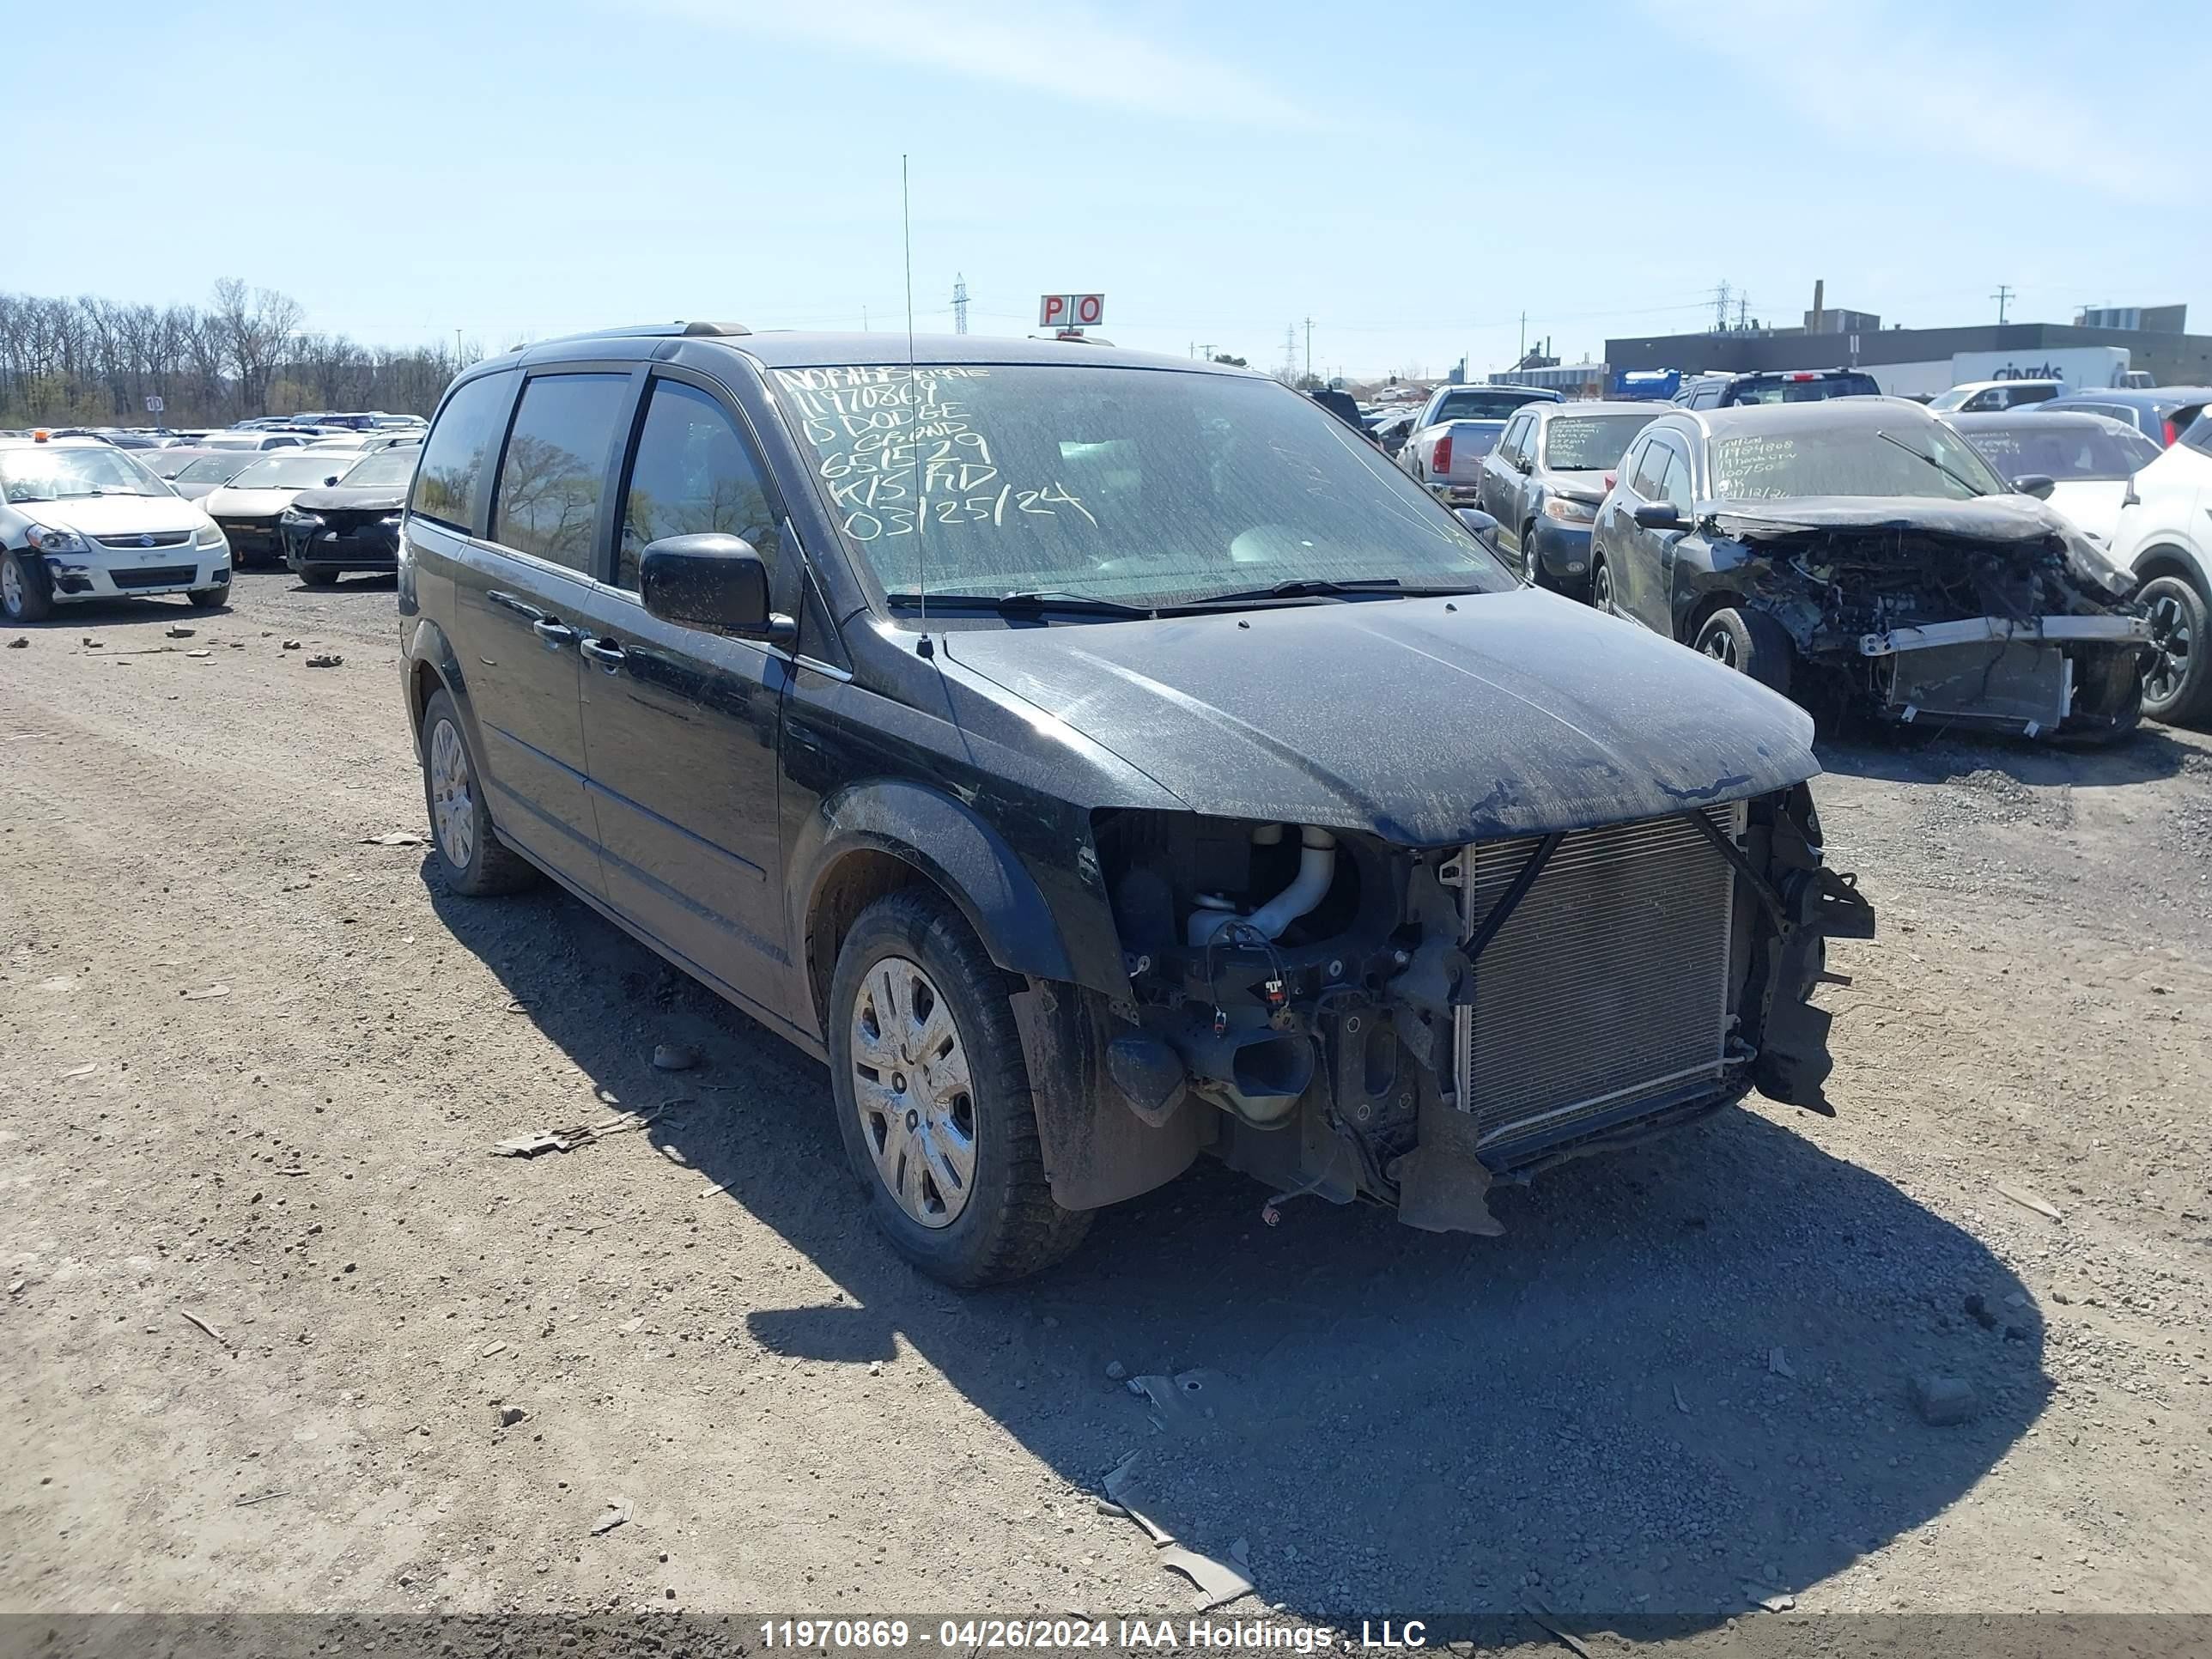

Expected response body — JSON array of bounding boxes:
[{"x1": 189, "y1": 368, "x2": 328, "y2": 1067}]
[
  {"x1": 1674, "y1": 369, "x2": 1881, "y2": 410},
  {"x1": 398, "y1": 324, "x2": 1872, "y2": 1285}
]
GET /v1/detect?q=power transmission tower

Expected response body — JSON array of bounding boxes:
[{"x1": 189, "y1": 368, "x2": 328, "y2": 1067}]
[
  {"x1": 1712, "y1": 282, "x2": 1733, "y2": 333},
  {"x1": 1280, "y1": 323, "x2": 1298, "y2": 383},
  {"x1": 1991, "y1": 284, "x2": 2014, "y2": 325},
  {"x1": 951, "y1": 274, "x2": 969, "y2": 335}
]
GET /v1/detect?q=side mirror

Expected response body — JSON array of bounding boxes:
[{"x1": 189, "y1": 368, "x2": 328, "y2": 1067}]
[
  {"x1": 1454, "y1": 507, "x2": 1500, "y2": 544},
  {"x1": 1633, "y1": 501, "x2": 1683, "y2": 530},
  {"x1": 2012, "y1": 473, "x2": 2056, "y2": 501},
  {"x1": 639, "y1": 533, "x2": 796, "y2": 644},
  {"x1": 324, "y1": 475, "x2": 341, "y2": 487}
]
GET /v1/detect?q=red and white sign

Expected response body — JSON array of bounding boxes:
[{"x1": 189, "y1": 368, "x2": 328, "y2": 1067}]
[{"x1": 1038, "y1": 293, "x2": 1106, "y2": 330}]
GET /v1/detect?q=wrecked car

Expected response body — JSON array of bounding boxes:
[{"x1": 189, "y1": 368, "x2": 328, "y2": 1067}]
[
  {"x1": 1588, "y1": 399, "x2": 2150, "y2": 739},
  {"x1": 398, "y1": 325, "x2": 1874, "y2": 1286}
]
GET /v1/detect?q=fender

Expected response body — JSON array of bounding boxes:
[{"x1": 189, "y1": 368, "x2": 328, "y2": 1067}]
[
  {"x1": 790, "y1": 779, "x2": 1079, "y2": 992},
  {"x1": 400, "y1": 617, "x2": 498, "y2": 806}
]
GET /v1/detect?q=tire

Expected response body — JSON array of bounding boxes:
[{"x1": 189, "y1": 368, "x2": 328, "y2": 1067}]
[
  {"x1": 829, "y1": 889, "x2": 1091, "y2": 1287},
  {"x1": 1588, "y1": 556, "x2": 1618, "y2": 616},
  {"x1": 300, "y1": 566, "x2": 339, "y2": 588},
  {"x1": 419, "y1": 690, "x2": 538, "y2": 896},
  {"x1": 185, "y1": 585, "x2": 228, "y2": 611},
  {"x1": 2139, "y1": 574, "x2": 2211, "y2": 726},
  {"x1": 3, "y1": 551, "x2": 53, "y2": 623},
  {"x1": 1694, "y1": 606, "x2": 1794, "y2": 696}
]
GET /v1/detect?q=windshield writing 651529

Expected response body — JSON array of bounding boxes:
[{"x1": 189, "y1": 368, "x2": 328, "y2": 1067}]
[
  {"x1": 773, "y1": 366, "x2": 1094, "y2": 546},
  {"x1": 767, "y1": 362, "x2": 1512, "y2": 607}
]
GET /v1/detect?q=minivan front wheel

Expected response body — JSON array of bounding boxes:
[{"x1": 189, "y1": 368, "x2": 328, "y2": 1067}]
[
  {"x1": 419, "y1": 690, "x2": 538, "y2": 896},
  {"x1": 829, "y1": 890, "x2": 1091, "y2": 1286}
]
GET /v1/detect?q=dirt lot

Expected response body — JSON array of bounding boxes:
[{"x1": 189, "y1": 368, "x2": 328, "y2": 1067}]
[{"x1": 3, "y1": 568, "x2": 2210, "y2": 1638}]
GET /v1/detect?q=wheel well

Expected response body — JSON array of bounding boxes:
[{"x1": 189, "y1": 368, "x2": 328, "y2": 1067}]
[
  {"x1": 1682, "y1": 592, "x2": 1739, "y2": 647},
  {"x1": 2134, "y1": 546, "x2": 2208, "y2": 599},
  {"x1": 409, "y1": 659, "x2": 443, "y2": 735},
  {"x1": 805, "y1": 849, "x2": 936, "y2": 1031}
]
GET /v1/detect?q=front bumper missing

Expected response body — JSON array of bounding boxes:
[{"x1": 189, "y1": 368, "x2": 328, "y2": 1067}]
[
  {"x1": 1856, "y1": 613, "x2": 2150, "y2": 657},
  {"x1": 1852, "y1": 615, "x2": 2149, "y2": 734}
]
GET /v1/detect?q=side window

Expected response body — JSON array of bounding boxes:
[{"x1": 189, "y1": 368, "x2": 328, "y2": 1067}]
[
  {"x1": 1631, "y1": 437, "x2": 1671, "y2": 499},
  {"x1": 1659, "y1": 448, "x2": 1694, "y2": 513},
  {"x1": 491, "y1": 373, "x2": 630, "y2": 573},
  {"x1": 411, "y1": 370, "x2": 515, "y2": 531},
  {"x1": 1618, "y1": 437, "x2": 1650, "y2": 493},
  {"x1": 616, "y1": 379, "x2": 782, "y2": 592}
]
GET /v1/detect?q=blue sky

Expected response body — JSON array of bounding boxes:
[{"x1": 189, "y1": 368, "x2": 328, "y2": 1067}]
[{"x1": 16, "y1": 0, "x2": 2209, "y2": 378}]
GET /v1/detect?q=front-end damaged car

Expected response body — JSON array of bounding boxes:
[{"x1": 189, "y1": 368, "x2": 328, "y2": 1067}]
[
  {"x1": 398, "y1": 331, "x2": 1875, "y2": 1288},
  {"x1": 1589, "y1": 399, "x2": 2150, "y2": 739}
]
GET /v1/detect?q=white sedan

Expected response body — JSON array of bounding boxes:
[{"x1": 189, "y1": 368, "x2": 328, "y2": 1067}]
[{"x1": 1, "y1": 437, "x2": 231, "y2": 622}]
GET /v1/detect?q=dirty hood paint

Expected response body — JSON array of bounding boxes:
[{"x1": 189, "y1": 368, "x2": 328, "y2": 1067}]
[{"x1": 941, "y1": 587, "x2": 1819, "y2": 844}]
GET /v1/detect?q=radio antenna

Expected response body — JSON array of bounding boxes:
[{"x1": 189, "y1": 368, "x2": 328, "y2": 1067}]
[{"x1": 902, "y1": 153, "x2": 926, "y2": 645}]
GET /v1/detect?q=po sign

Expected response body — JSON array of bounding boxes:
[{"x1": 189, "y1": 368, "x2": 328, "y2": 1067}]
[{"x1": 1038, "y1": 294, "x2": 1106, "y2": 331}]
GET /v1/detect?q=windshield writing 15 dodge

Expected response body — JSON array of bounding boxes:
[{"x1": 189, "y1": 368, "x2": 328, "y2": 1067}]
[{"x1": 772, "y1": 362, "x2": 1512, "y2": 607}]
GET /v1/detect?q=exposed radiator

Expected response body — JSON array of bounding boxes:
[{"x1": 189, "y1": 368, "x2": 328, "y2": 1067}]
[{"x1": 1452, "y1": 803, "x2": 1741, "y2": 1154}]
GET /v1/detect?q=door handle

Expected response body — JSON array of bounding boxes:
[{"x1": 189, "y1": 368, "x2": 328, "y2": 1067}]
[
  {"x1": 531, "y1": 618, "x2": 575, "y2": 647},
  {"x1": 579, "y1": 635, "x2": 626, "y2": 670},
  {"x1": 487, "y1": 589, "x2": 546, "y2": 622}
]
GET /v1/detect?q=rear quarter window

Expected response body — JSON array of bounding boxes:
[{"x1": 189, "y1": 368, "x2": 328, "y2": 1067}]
[{"x1": 410, "y1": 371, "x2": 518, "y2": 532}]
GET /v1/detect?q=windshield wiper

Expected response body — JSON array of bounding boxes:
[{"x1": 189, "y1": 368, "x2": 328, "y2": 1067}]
[
  {"x1": 1181, "y1": 576, "x2": 1486, "y2": 608},
  {"x1": 884, "y1": 589, "x2": 1159, "y2": 618},
  {"x1": 1875, "y1": 429, "x2": 1988, "y2": 498}
]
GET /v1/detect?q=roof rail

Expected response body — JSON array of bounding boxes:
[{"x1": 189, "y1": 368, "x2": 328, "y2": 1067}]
[{"x1": 515, "y1": 320, "x2": 754, "y2": 350}]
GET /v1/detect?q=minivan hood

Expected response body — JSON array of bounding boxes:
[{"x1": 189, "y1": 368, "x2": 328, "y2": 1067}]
[
  {"x1": 940, "y1": 588, "x2": 1818, "y2": 844},
  {"x1": 20, "y1": 495, "x2": 208, "y2": 538}
]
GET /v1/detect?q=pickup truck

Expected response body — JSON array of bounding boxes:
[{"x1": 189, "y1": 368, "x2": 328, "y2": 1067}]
[{"x1": 1399, "y1": 384, "x2": 1561, "y2": 503}]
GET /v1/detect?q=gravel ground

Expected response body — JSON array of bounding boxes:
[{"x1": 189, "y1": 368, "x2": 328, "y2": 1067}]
[{"x1": 3, "y1": 568, "x2": 2209, "y2": 1641}]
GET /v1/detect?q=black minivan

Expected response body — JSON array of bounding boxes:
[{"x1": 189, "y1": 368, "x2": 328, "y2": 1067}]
[{"x1": 398, "y1": 324, "x2": 1874, "y2": 1285}]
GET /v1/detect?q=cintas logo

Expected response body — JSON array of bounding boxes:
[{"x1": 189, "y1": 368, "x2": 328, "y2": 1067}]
[{"x1": 1992, "y1": 362, "x2": 2063, "y2": 381}]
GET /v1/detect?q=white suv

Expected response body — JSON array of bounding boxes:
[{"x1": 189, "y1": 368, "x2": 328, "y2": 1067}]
[
  {"x1": 2108, "y1": 415, "x2": 2212, "y2": 724},
  {"x1": 2, "y1": 437, "x2": 232, "y2": 623}
]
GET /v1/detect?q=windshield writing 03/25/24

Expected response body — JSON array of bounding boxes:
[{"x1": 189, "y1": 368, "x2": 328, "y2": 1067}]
[{"x1": 773, "y1": 365, "x2": 1095, "y2": 556}]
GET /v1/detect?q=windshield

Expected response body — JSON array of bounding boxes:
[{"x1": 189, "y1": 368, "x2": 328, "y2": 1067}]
[
  {"x1": 145, "y1": 449, "x2": 209, "y2": 478},
  {"x1": 228, "y1": 455, "x2": 343, "y2": 490},
  {"x1": 339, "y1": 447, "x2": 420, "y2": 488},
  {"x1": 1431, "y1": 389, "x2": 1545, "y2": 422},
  {"x1": 770, "y1": 363, "x2": 1516, "y2": 607},
  {"x1": 0, "y1": 446, "x2": 171, "y2": 503},
  {"x1": 1543, "y1": 412, "x2": 1656, "y2": 471},
  {"x1": 1710, "y1": 421, "x2": 2010, "y2": 501},
  {"x1": 1960, "y1": 422, "x2": 2160, "y2": 481},
  {"x1": 176, "y1": 453, "x2": 257, "y2": 483}
]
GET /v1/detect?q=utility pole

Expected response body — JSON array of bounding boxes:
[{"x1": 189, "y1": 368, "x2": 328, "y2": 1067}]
[
  {"x1": 1992, "y1": 284, "x2": 2014, "y2": 325},
  {"x1": 1737, "y1": 296, "x2": 1749, "y2": 331},
  {"x1": 1517, "y1": 312, "x2": 1527, "y2": 363},
  {"x1": 454, "y1": 326, "x2": 462, "y2": 362},
  {"x1": 1198, "y1": 343, "x2": 1217, "y2": 363},
  {"x1": 951, "y1": 274, "x2": 969, "y2": 335},
  {"x1": 1304, "y1": 317, "x2": 1314, "y2": 383}
]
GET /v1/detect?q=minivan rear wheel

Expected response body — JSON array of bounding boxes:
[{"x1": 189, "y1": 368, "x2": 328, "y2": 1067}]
[
  {"x1": 829, "y1": 889, "x2": 1091, "y2": 1286},
  {"x1": 420, "y1": 690, "x2": 538, "y2": 896}
]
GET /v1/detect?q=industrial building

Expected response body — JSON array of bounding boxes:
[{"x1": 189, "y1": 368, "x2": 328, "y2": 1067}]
[{"x1": 1602, "y1": 302, "x2": 2212, "y2": 399}]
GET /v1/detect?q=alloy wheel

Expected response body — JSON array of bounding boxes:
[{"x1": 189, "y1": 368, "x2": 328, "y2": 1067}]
[
  {"x1": 1, "y1": 557, "x2": 21, "y2": 617},
  {"x1": 1699, "y1": 624, "x2": 1740, "y2": 669},
  {"x1": 1591, "y1": 562, "x2": 1613, "y2": 616},
  {"x1": 2146, "y1": 591, "x2": 2193, "y2": 707},
  {"x1": 428, "y1": 719, "x2": 476, "y2": 871},
  {"x1": 849, "y1": 955, "x2": 976, "y2": 1229}
]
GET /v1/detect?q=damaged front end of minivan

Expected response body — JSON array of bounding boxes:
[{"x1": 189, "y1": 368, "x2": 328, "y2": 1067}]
[
  {"x1": 1700, "y1": 500, "x2": 2152, "y2": 738},
  {"x1": 1018, "y1": 785, "x2": 1874, "y2": 1236}
]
